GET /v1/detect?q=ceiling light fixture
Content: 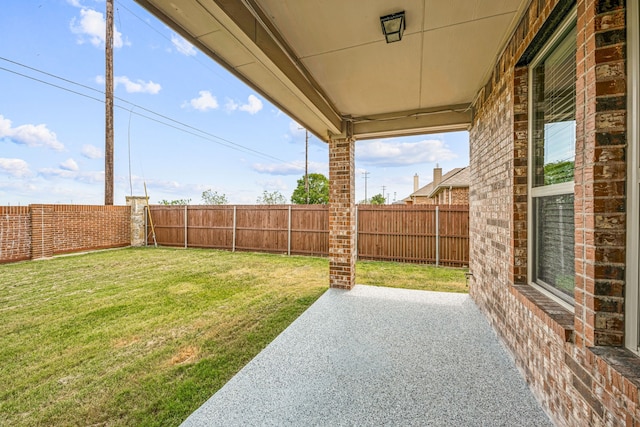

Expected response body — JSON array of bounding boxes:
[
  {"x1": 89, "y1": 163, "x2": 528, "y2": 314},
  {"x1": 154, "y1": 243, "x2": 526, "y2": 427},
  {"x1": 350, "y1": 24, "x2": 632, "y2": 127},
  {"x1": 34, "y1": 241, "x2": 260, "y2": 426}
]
[{"x1": 380, "y1": 11, "x2": 406, "y2": 43}]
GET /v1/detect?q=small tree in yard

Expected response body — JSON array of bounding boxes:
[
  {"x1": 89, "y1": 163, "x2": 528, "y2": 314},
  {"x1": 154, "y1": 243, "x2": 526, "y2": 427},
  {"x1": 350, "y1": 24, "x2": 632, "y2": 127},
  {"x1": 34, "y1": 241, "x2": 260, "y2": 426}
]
[
  {"x1": 159, "y1": 198, "x2": 191, "y2": 205},
  {"x1": 291, "y1": 173, "x2": 329, "y2": 204},
  {"x1": 256, "y1": 190, "x2": 286, "y2": 205},
  {"x1": 369, "y1": 193, "x2": 386, "y2": 205},
  {"x1": 201, "y1": 189, "x2": 228, "y2": 205}
]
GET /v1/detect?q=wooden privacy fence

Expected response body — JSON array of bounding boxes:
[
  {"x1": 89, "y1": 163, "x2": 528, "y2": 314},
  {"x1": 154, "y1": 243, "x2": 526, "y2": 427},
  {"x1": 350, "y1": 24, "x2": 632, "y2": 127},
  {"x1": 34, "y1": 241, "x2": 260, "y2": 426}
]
[{"x1": 147, "y1": 204, "x2": 469, "y2": 267}]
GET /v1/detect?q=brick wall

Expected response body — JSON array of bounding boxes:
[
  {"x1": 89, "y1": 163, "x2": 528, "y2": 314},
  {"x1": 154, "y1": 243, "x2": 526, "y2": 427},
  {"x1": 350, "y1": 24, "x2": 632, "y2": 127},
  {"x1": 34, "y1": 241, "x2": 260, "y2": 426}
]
[
  {"x1": 412, "y1": 196, "x2": 436, "y2": 205},
  {"x1": 574, "y1": 0, "x2": 628, "y2": 348},
  {"x1": 450, "y1": 188, "x2": 469, "y2": 205},
  {"x1": 469, "y1": 0, "x2": 639, "y2": 425},
  {"x1": 0, "y1": 206, "x2": 31, "y2": 263},
  {"x1": 0, "y1": 204, "x2": 130, "y2": 263},
  {"x1": 412, "y1": 188, "x2": 469, "y2": 205},
  {"x1": 52, "y1": 205, "x2": 130, "y2": 255}
]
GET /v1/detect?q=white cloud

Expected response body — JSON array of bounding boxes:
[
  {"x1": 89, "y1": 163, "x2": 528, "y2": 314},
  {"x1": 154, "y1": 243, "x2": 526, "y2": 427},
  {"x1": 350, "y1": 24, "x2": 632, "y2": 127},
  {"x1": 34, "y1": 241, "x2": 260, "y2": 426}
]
[
  {"x1": 252, "y1": 160, "x2": 327, "y2": 176},
  {"x1": 81, "y1": 144, "x2": 103, "y2": 159},
  {"x1": 38, "y1": 168, "x2": 103, "y2": 184},
  {"x1": 126, "y1": 175, "x2": 215, "y2": 200},
  {"x1": 256, "y1": 178, "x2": 288, "y2": 192},
  {"x1": 0, "y1": 115, "x2": 64, "y2": 151},
  {"x1": 225, "y1": 95, "x2": 263, "y2": 114},
  {"x1": 224, "y1": 98, "x2": 239, "y2": 112},
  {"x1": 186, "y1": 91, "x2": 219, "y2": 112},
  {"x1": 60, "y1": 158, "x2": 79, "y2": 172},
  {"x1": 289, "y1": 120, "x2": 305, "y2": 136},
  {"x1": 66, "y1": 0, "x2": 83, "y2": 7},
  {"x1": 171, "y1": 34, "x2": 197, "y2": 56},
  {"x1": 95, "y1": 75, "x2": 161, "y2": 94},
  {"x1": 0, "y1": 158, "x2": 31, "y2": 178},
  {"x1": 70, "y1": 8, "x2": 127, "y2": 49},
  {"x1": 115, "y1": 76, "x2": 161, "y2": 94},
  {"x1": 356, "y1": 139, "x2": 457, "y2": 167},
  {"x1": 239, "y1": 95, "x2": 263, "y2": 114}
]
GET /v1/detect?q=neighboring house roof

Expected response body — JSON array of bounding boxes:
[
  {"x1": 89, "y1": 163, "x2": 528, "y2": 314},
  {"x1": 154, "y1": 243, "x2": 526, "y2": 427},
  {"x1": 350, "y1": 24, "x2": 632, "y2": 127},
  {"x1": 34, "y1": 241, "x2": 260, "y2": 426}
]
[
  {"x1": 409, "y1": 167, "x2": 468, "y2": 199},
  {"x1": 428, "y1": 167, "x2": 470, "y2": 198}
]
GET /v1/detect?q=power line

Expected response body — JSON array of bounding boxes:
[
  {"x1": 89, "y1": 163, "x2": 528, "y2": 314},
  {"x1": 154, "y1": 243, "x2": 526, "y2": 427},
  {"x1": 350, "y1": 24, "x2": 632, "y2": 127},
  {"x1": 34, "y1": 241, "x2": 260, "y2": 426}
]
[
  {"x1": 114, "y1": 0, "x2": 230, "y2": 83},
  {"x1": 0, "y1": 56, "x2": 295, "y2": 165},
  {"x1": 0, "y1": 64, "x2": 272, "y2": 159},
  {"x1": 0, "y1": 66, "x2": 104, "y2": 104},
  {"x1": 0, "y1": 64, "x2": 259, "y2": 158}
]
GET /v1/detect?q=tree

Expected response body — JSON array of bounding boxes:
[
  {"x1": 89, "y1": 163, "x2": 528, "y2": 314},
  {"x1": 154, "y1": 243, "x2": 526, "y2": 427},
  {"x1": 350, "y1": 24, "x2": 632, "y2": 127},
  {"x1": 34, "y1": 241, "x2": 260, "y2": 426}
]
[
  {"x1": 369, "y1": 193, "x2": 386, "y2": 205},
  {"x1": 159, "y1": 198, "x2": 191, "y2": 205},
  {"x1": 256, "y1": 190, "x2": 286, "y2": 205},
  {"x1": 543, "y1": 160, "x2": 574, "y2": 185},
  {"x1": 291, "y1": 173, "x2": 329, "y2": 204},
  {"x1": 201, "y1": 189, "x2": 228, "y2": 205}
]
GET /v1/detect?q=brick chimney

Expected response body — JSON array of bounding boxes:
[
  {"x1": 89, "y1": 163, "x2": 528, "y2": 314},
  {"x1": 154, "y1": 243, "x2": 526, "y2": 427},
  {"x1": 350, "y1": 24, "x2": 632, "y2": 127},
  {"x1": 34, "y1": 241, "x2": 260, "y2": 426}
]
[
  {"x1": 433, "y1": 165, "x2": 442, "y2": 186},
  {"x1": 413, "y1": 173, "x2": 419, "y2": 192}
]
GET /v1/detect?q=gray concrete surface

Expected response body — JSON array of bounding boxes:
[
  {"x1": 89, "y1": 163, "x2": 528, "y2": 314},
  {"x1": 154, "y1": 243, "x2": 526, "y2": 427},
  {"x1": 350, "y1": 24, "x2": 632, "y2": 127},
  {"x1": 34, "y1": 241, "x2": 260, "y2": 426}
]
[{"x1": 182, "y1": 285, "x2": 553, "y2": 426}]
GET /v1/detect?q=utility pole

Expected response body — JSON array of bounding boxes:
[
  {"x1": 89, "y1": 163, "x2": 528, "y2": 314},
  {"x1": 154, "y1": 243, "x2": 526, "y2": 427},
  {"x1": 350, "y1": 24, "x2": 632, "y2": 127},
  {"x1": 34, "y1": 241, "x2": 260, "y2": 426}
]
[
  {"x1": 305, "y1": 129, "x2": 309, "y2": 204},
  {"x1": 382, "y1": 185, "x2": 386, "y2": 204},
  {"x1": 105, "y1": 0, "x2": 114, "y2": 205},
  {"x1": 362, "y1": 171, "x2": 370, "y2": 203}
]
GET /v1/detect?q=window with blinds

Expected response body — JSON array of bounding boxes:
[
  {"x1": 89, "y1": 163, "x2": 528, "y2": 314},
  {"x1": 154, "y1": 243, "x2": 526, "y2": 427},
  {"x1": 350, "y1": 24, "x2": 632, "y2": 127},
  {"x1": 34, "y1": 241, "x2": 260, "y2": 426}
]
[
  {"x1": 529, "y1": 17, "x2": 577, "y2": 304},
  {"x1": 532, "y1": 24, "x2": 576, "y2": 188}
]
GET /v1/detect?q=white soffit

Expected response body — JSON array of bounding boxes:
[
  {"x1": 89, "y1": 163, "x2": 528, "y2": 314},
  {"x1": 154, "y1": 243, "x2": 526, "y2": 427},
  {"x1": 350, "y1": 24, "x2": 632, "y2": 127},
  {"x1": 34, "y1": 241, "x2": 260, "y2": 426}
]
[{"x1": 134, "y1": 0, "x2": 530, "y2": 140}]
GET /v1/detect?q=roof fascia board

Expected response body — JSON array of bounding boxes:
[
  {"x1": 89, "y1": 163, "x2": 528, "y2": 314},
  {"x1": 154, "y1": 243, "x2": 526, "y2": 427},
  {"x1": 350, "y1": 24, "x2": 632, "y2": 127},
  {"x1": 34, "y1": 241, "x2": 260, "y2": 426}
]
[{"x1": 209, "y1": 0, "x2": 341, "y2": 132}]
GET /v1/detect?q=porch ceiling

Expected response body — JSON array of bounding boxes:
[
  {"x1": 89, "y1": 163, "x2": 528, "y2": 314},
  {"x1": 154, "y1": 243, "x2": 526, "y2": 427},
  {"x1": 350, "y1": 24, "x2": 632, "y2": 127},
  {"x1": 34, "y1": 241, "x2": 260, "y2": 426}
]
[{"x1": 134, "y1": 0, "x2": 529, "y2": 140}]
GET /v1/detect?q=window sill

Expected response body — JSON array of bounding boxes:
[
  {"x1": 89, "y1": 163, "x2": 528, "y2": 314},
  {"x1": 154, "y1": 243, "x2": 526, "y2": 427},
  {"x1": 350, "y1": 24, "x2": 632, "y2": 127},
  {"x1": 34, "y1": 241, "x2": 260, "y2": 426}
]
[{"x1": 510, "y1": 284, "x2": 575, "y2": 342}]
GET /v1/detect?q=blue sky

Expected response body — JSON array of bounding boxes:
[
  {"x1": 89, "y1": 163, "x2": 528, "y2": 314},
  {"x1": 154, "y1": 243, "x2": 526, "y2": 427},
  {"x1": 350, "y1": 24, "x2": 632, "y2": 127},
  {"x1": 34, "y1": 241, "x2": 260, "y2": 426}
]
[{"x1": 0, "y1": 0, "x2": 469, "y2": 205}]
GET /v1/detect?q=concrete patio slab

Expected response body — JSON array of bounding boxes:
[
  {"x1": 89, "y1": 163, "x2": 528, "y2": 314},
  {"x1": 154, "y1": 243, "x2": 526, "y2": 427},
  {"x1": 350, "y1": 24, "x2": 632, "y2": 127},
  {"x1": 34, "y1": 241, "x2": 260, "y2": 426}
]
[{"x1": 181, "y1": 285, "x2": 553, "y2": 426}]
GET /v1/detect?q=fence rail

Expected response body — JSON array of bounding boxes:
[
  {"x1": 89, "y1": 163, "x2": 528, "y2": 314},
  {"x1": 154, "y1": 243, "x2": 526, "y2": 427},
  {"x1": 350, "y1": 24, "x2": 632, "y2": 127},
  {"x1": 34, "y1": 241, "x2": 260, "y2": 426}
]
[{"x1": 147, "y1": 204, "x2": 469, "y2": 267}]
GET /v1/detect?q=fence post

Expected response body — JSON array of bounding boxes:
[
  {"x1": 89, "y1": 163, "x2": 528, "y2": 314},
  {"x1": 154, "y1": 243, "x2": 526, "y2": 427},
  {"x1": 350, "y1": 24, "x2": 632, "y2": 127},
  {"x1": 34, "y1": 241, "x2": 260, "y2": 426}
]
[
  {"x1": 435, "y1": 206, "x2": 440, "y2": 266},
  {"x1": 287, "y1": 205, "x2": 292, "y2": 256},
  {"x1": 355, "y1": 205, "x2": 359, "y2": 260},
  {"x1": 184, "y1": 205, "x2": 188, "y2": 248},
  {"x1": 232, "y1": 206, "x2": 237, "y2": 252},
  {"x1": 144, "y1": 206, "x2": 148, "y2": 247}
]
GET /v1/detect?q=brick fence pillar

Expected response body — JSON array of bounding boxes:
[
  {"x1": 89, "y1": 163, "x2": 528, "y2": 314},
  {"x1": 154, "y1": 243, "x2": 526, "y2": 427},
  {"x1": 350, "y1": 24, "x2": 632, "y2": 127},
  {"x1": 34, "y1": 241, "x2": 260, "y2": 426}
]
[
  {"x1": 328, "y1": 136, "x2": 356, "y2": 289},
  {"x1": 126, "y1": 196, "x2": 148, "y2": 247},
  {"x1": 30, "y1": 204, "x2": 54, "y2": 259}
]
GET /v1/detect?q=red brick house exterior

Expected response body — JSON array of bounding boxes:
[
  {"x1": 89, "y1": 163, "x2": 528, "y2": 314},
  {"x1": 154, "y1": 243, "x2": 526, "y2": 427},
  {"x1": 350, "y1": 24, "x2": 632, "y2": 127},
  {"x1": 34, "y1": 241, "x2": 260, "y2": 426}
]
[
  {"x1": 469, "y1": 0, "x2": 640, "y2": 425},
  {"x1": 113, "y1": 0, "x2": 640, "y2": 424},
  {"x1": 405, "y1": 166, "x2": 470, "y2": 206}
]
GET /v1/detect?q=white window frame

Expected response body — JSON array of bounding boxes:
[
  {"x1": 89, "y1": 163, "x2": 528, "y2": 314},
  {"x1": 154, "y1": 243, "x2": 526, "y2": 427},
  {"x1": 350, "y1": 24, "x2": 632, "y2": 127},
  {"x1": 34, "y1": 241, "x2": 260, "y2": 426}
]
[
  {"x1": 626, "y1": 0, "x2": 640, "y2": 354},
  {"x1": 527, "y1": 9, "x2": 577, "y2": 312}
]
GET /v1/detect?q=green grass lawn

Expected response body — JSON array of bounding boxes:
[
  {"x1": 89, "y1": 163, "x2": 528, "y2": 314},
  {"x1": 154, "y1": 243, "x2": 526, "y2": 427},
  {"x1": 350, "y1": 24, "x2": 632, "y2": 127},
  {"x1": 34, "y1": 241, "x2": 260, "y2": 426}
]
[{"x1": 0, "y1": 247, "x2": 467, "y2": 426}]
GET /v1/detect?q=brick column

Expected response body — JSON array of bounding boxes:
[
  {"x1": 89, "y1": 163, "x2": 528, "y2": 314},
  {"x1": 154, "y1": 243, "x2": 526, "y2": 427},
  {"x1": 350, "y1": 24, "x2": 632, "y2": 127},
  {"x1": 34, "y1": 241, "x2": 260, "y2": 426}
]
[
  {"x1": 328, "y1": 137, "x2": 356, "y2": 289},
  {"x1": 574, "y1": 0, "x2": 627, "y2": 347},
  {"x1": 512, "y1": 67, "x2": 529, "y2": 286},
  {"x1": 30, "y1": 204, "x2": 54, "y2": 259},
  {"x1": 126, "y1": 196, "x2": 148, "y2": 247}
]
